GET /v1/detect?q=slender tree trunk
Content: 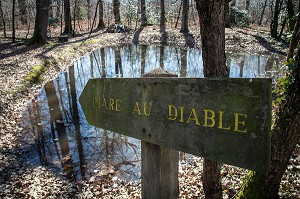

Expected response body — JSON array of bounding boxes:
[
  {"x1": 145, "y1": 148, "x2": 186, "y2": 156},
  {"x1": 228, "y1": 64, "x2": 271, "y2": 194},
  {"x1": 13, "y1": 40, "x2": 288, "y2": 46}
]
[
  {"x1": 87, "y1": 0, "x2": 91, "y2": 29},
  {"x1": 180, "y1": 0, "x2": 189, "y2": 33},
  {"x1": 195, "y1": 0, "x2": 228, "y2": 198},
  {"x1": 160, "y1": 0, "x2": 165, "y2": 29},
  {"x1": 175, "y1": 1, "x2": 182, "y2": 29},
  {"x1": 287, "y1": 13, "x2": 300, "y2": 60},
  {"x1": 286, "y1": 0, "x2": 295, "y2": 31},
  {"x1": 0, "y1": 0, "x2": 6, "y2": 38},
  {"x1": 141, "y1": 0, "x2": 147, "y2": 27},
  {"x1": 18, "y1": 0, "x2": 28, "y2": 25},
  {"x1": 56, "y1": 0, "x2": 61, "y2": 19},
  {"x1": 31, "y1": 0, "x2": 50, "y2": 44},
  {"x1": 49, "y1": 0, "x2": 53, "y2": 18},
  {"x1": 12, "y1": 0, "x2": 16, "y2": 43},
  {"x1": 271, "y1": 0, "x2": 283, "y2": 38},
  {"x1": 97, "y1": 0, "x2": 105, "y2": 29},
  {"x1": 245, "y1": 0, "x2": 250, "y2": 11},
  {"x1": 113, "y1": 0, "x2": 121, "y2": 24},
  {"x1": 63, "y1": 0, "x2": 72, "y2": 35},
  {"x1": 259, "y1": 0, "x2": 268, "y2": 25}
]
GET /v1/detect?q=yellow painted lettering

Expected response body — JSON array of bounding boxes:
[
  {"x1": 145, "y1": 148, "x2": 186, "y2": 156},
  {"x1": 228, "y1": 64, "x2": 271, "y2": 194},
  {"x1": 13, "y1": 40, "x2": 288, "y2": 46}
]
[
  {"x1": 203, "y1": 109, "x2": 215, "y2": 127},
  {"x1": 186, "y1": 108, "x2": 200, "y2": 125},
  {"x1": 218, "y1": 111, "x2": 231, "y2": 130},
  {"x1": 115, "y1": 99, "x2": 121, "y2": 112},
  {"x1": 143, "y1": 103, "x2": 151, "y2": 116},
  {"x1": 167, "y1": 105, "x2": 177, "y2": 120},
  {"x1": 93, "y1": 97, "x2": 101, "y2": 108},
  {"x1": 108, "y1": 98, "x2": 114, "y2": 110},
  {"x1": 179, "y1": 106, "x2": 185, "y2": 123},
  {"x1": 132, "y1": 102, "x2": 141, "y2": 115},
  {"x1": 234, "y1": 113, "x2": 247, "y2": 133},
  {"x1": 102, "y1": 97, "x2": 107, "y2": 109}
]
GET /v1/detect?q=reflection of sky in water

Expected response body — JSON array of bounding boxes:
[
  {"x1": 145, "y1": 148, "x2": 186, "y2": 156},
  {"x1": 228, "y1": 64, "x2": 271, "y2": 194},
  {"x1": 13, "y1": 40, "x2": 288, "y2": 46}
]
[{"x1": 20, "y1": 44, "x2": 284, "y2": 183}]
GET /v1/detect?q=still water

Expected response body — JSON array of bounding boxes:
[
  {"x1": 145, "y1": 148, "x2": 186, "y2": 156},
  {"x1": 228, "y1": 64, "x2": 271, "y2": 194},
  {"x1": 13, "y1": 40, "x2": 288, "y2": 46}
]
[{"x1": 20, "y1": 44, "x2": 284, "y2": 182}]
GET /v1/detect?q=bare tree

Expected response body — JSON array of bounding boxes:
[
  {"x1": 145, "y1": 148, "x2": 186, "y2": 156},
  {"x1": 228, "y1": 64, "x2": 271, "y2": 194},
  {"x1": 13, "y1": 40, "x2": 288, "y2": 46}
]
[
  {"x1": 113, "y1": 0, "x2": 121, "y2": 24},
  {"x1": 18, "y1": 0, "x2": 28, "y2": 25},
  {"x1": 160, "y1": 0, "x2": 165, "y2": 29},
  {"x1": 180, "y1": 0, "x2": 189, "y2": 33},
  {"x1": 97, "y1": 0, "x2": 105, "y2": 29},
  {"x1": 12, "y1": 0, "x2": 16, "y2": 42},
  {"x1": 63, "y1": 0, "x2": 72, "y2": 35},
  {"x1": 141, "y1": 0, "x2": 147, "y2": 27},
  {"x1": 0, "y1": 0, "x2": 6, "y2": 38},
  {"x1": 30, "y1": 0, "x2": 50, "y2": 44},
  {"x1": 259, "y1": 0, "x2": 268, "y2": 25},
  {"x1": 271, "y1": 0, "x2": 283, "y2": 38},
  {"x1": 195, "y1": 0, "x2": 229, "y2": 198}
]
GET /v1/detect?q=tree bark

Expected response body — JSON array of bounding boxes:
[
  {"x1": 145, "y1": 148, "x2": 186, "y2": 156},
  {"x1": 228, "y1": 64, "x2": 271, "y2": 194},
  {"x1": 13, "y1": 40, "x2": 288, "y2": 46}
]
[
  {"x1": 160, "y1": 0, "x2": 165, "y2": 29},
  {"x1": 113, "y1": 0, "x2": 121, "y2": 24},
  {"x1": 31, "y1": 0, "x2": 50, "y2": 44},
  {"x1": 286, "y1": 0, "x2": 295, "y2": 31},
  {"x1": 0, "y1": 0, "x2": 5, "y2": 38},
  {"x1": 12, "y1": 0, "x2": 16, "y2": 43},
  {"x1": 288, "y1": 13, "x2": 300, "y2": 60},
  {"x1": 195, "y1": 0, "x2": 228, "y2": 198},
  {"x1": 259, "y1": 0, "x2": 268, "y2": 25},
  {"x1": 141, "y1": 0, "x2": 147, "y2": 27},
  {"x1": 63, "y1": 0, "x2": 72, "y2": 35},
  {"x1": 97, "y1": 0, "x2": 105, "y2": 29},
  {"x1": 237, "y1": 12, "x2": 300, "y2": 199},
  {"x1": 271, "y1": 0, "x2": 283, "y2": 38},
  {"x1": 180, "y1": 0, "x2": 189, "y2": 33},
  {"x1": 195, "y1": 0, "x2": 228, "y2": 77},
  {"x1": 18, "y1": 0, "x2": 28, "y2": 25}
]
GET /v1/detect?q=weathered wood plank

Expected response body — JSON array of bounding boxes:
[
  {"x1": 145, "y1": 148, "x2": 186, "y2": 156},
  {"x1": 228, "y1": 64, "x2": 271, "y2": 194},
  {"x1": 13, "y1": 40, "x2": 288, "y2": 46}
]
[
  {"x1": 141, "y1": 69, "x2": 179, "y2": 199},
  {"x1": 79, "y1": 78, "x2": 272, "y2": 173}
]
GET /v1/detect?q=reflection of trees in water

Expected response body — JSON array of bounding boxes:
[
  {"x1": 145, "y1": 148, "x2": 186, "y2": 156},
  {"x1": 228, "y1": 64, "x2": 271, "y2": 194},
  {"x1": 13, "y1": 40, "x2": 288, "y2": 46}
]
[
  {"x1": 69, "y1": 63, "x2": 86, "y2": 181},
  {"x1": 44, "y1": 81, "x2": 75, "y2": 180},
  {"x1": 24, "y1": 45, "x2": 285, "y2": 183}
]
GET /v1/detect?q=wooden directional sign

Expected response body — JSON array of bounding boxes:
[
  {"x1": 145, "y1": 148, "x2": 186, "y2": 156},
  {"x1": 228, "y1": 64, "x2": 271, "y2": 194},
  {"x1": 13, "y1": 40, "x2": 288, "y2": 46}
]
[{"x1": 79, "y1": 78, "x2": 272, "y2": 173}]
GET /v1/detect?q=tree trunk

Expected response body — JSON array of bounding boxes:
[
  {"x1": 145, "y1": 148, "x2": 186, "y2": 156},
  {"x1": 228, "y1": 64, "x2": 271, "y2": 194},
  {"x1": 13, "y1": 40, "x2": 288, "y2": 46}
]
[
  {"x1": 225, "y1": 2, "x2": 230, "y2": 27},
  {"x1": 195, "y1": 0, "x2": 228, "y2": 198},
  {"x1": 49, "y1": 0, "x2": 53, "y2": 18},
  {"x1": 30, "y1": 0, "x2": 50, "y2": 44},
  {"x1": 97, "y1": 0, "x2": 105, "y2": 29},
  {"x1": 237, "y1": 12, "x2": 300, "y2": 199},
  {"x1": 271, "y1": 0, "x2": 283, "y2": 38},
  {"x1": 55, "y1": 0, "x2": 61, "y2": 19},
  {"x1": 259, "y1": 0, "x2": 268, "y2": 25},
  {"x1": 18, "y1": 0, "x2": 28, "y2": 25},
  {"x1": 160, "y1": 0, "x2": 165, "y2": 29},
  {"x1": 0, "y1": 0, "x2": 5, "y2": 38},
  {"x1": 287, "y1": 10, "x2": 300, "y2": 60},
  {"x1": 195, "y1": 0, "x2": 228, "y2": 77},
  {"x1": 245, "y1": 0, "x2": 250, "y2": 11},
  {"x1": 286, "y1": 0, "x2": 295, "y2": 31},
  {"x1": 12, "y1": 0, "x2": 16, "y2": 43},
  {"x1": 87, "y1": 0, "x2": 91, "y2": 29},
  {"x1": 113, "y1": 0, "x2": 121, "y2": 24},
  {"x1": 180, "y1": 0, "x2": 189, "y2": 33},
  {"x1": 175, "y1": 1, "x2": 182, "y2": 29},
  {"x1": 141, "y1": 0, "x2": 147, "y2": 27},
  {"x1": 63, "y1": 0, "x2": 72, "y2": 35}
]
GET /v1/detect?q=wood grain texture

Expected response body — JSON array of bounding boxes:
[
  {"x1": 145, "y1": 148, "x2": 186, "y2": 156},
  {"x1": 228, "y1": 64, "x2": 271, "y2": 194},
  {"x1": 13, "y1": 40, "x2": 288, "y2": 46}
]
[{"x1": 80, "y1": 77, "x2": 272, "y2": 173}]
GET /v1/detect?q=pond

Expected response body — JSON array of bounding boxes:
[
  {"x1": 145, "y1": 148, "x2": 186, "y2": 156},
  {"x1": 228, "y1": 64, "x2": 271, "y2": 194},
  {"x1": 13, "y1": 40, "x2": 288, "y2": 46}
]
[{"x1": 20, "y1": 44, "x2": 285, "y2": 183}]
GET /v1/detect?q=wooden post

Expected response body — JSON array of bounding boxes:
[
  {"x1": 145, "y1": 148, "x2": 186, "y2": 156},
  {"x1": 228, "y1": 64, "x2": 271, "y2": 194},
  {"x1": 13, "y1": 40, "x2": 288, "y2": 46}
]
[{"x1": 142, "y1": 68, "x2": 179, "y2": 199}]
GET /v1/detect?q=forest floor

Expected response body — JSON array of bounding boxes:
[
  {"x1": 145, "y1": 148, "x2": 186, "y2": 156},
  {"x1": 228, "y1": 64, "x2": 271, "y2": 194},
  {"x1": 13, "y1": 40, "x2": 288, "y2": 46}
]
[{"x1": 0, "y1": 25, "x2": 299, "y2": 198}]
